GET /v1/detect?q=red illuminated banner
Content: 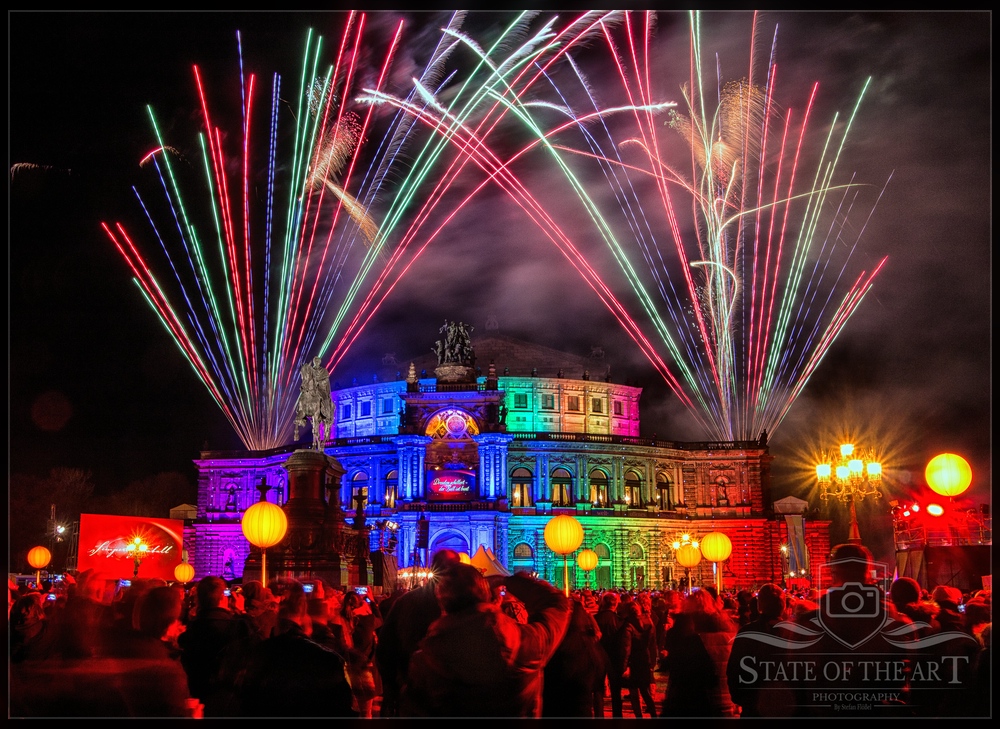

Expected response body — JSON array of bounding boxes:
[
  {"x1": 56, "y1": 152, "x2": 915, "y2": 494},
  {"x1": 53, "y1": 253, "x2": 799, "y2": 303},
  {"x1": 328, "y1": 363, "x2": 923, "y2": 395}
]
[
  {"x1": 75, "y1": 514, "x2": 185, "y2": 581},
  {"x1": 426, "y1": 470, "x2": 476, "y2": 501}
]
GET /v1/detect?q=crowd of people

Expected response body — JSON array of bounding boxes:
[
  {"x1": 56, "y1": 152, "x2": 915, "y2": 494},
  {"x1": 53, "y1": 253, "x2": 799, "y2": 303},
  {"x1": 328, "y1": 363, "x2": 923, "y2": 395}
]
[{"x1": 8, "y1": 543, "x2": 992, "y2": 718}]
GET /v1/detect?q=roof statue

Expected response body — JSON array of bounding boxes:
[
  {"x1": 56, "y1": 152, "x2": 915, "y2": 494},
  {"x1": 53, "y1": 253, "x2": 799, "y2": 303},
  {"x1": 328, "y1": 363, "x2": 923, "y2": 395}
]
[{"x1": 434, "y1": 319, "x2": 475, "y2": 366}]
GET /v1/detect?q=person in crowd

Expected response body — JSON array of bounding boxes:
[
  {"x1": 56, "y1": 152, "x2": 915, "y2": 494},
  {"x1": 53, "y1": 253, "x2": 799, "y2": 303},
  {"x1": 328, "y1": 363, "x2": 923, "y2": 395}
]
[
  {"x1": 400, "y1": 565, "x2": 572, "y2": 717},
  {"x1": 726, "y1": 583, "x2": 795, "y2": 718},
  {"x1": 594, "y1": 591, "x2": 631, "y2": 718},
  {"x1": 53, "y1": 568, "x2": 117, "y2": 658},
  {"x1": 177, "y1": 575, "x2": 250, "y2": 716},
  {"x1": 340, "y1": 589, "x2": 382, "y2": 718},
  {"x1": 9, "y1": 591, "x2": 59, "y2": 663},
  {"x1": 542, "y1": 595, "x2": 608, "y2": 717},
  {"x1": 111, "y1": 584, "x2": 201, "y2": 717},
  {"x1": 236, "y1": 580, "x2": 356, "y2": 717},
  {"x1": 11, "y1": 584, "x2": 201, "y2": 718},
  {"x1": 239, "y1": 580, "x2": 278, "y2": 642},
  {"x1": 930, "y1": 584, "x2": 965, "y2": 633},
  {"x1": 619, "y1": 595, "x2": 658, "y2": 717},
  {"x1": 735, "y1": 589, "x2": 759, "y2": 627},
  {"x1": 964, "y1": 592, "x2": 991, "y2": 642},
  {"x1": 889, "y1": 577, "x2": 941, "y2": 636},
  {"x1": 374, "y1": 548, "x2": 463, "y2": 717},
  {"x1": 661, "y1": 588, "x2": 735, "y2": 717}
]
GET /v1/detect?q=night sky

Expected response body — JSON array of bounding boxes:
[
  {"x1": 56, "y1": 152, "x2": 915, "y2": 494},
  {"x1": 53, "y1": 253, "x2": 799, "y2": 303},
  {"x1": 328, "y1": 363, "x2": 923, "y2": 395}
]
[{"x1": 9, "y1": 11, "x2": 991, "y2": 563}]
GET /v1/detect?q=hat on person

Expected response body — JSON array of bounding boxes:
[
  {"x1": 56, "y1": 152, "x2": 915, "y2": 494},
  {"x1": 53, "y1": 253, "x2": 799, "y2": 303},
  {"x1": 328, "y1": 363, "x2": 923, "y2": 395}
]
[
  {"x1": 890, "y1": 577, "x2": 922, "y2": 607},
  {"x1": 756, "y1": 583, "x2": 785, "y2": 619},
  {"x1": 931, "y1": 585, "x2": 962, "y2": 607}
]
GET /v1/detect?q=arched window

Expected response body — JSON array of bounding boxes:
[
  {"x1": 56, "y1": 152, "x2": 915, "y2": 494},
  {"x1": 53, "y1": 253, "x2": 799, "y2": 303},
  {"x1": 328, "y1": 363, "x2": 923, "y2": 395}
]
[
  {"x1": 625, "y1": 471, "x2": 642, "y2": 507},
  {"x1": 383, "y1": 469, "x2": 398, "y2": 509},
  {"x1": 511, "y1": 468, "x2": 533, "y2": 508},
  {"x1": 513, "y1": 543, "x2": 534, "y2": 558},
  {"x1": 351, "y1": 471, "x2": 369, "y2": 511},
  {"x1": 589, "y1": 469, "x2": 609, "y2": 507},
  {"x1": 551, "y1": 468, "x2": 572, "y2": 506},
  {"x1": 656, "y1": 472, "x2": 673, "y2": 511},
  {"x1": 511, "y1": 542, "x2": 536, "y2": 575},
  {"x1": 425, "y1": 408, "x2": 480, "y2": 439}
]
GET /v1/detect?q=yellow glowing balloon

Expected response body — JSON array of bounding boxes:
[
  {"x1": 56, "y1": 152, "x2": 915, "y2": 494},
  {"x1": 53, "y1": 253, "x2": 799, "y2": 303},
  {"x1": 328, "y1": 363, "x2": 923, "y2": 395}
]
[
  {"x1": 700, "y1": 531, "x2": 733, "y2": 563},
  {"x1": 543, "y1": 515, "x2": 584, "y2": 555},
  {"x1": 576, "y1": 548, "x2": 598, "y2": 572},
  {"x1": 458, "y1": 552, "x2": 472, "y2": 564},
  {"x1": 926, "y1": 453, "x2": 972, "y2": 497},
  {"x1": 241, "y1": 500, "x2": 288, "y2": 548},
  {"x1": 675, "y1": 543, "x2": 702, "y2": 568}
]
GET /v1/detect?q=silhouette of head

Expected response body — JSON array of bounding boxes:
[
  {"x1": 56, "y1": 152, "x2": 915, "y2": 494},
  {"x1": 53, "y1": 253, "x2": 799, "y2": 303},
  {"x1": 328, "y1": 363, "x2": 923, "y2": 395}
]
[{"x1": 435, "y1": 563, "x2": 491, "y2": 614}]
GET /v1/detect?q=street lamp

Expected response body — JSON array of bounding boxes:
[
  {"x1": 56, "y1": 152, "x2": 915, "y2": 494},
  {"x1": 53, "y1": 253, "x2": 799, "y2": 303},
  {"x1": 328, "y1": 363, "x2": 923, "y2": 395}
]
[
  {"x1": 816, "y1": 443, "x2": 882, "y2": 544},
  {"x1": 125, "y1": 537, "x2": 150, "y2": 578}
]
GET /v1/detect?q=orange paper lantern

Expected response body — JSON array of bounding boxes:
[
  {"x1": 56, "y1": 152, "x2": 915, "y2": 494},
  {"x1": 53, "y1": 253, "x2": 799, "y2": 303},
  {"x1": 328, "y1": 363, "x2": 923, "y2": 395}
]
[
  {"x1": 174, "y1": 561, "x2": 196, "y2": 584},
  {"x1": 27, "y1": 546, "x2": 52, "y2": 570}
]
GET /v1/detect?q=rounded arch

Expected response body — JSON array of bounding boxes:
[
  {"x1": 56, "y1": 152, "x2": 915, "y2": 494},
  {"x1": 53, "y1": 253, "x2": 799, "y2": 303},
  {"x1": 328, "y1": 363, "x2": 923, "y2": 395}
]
[
  {"x1": 429, "y1": 529, "x2": 469, "y2": 556},
  {"x1": 424, "y1": 408, "x2": 480, "y2": 439},
  {"x1": 624, "y1": 470, "x2": 643, "y2": 507},
  {"x1": 551, "y1": 467, "x2": 573, "y2": 506},
  {"x1": 656, "y1": 471, "x2": 673, "y2": 510},
  {"x1": 589, "y1": 468, "x2": 610, "y2": 507},
  {"x1": 510, "y1": 467, "x2": 533, "y2": 507},
  {"x1": 511, "y1": 541, "x2": 536, "y2": 575},
  {"x1": 383, "y1": 469, "x2": 398, "y2": 508},
  {"x1": 592, "y1": 542, "x2": 613, "y2": 589},
  {"x1": 627, "y1": 541, "x2": 647, "y2": 589}
]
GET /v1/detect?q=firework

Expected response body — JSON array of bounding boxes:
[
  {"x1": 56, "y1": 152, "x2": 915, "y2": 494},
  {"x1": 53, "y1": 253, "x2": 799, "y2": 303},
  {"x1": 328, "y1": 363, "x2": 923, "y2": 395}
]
[
  {"x1": 100, "y1": 13, "x2": 461, "y2": 450},
  {"x1": 409, "y1": 10, "x2": 890, "y2": 442}
]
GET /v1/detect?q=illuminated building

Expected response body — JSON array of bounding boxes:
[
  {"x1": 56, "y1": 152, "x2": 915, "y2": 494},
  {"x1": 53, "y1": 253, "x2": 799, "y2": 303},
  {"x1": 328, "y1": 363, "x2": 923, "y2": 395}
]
[{"x1": 190, "y1": 330, "x2": 831, "y2": 590}]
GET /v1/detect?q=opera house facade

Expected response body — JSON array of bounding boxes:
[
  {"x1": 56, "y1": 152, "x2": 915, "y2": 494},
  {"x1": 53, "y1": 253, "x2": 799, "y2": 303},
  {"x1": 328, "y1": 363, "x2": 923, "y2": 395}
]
[{"x1": 189, "y1": 325, "x2": 830, "y2": 592}]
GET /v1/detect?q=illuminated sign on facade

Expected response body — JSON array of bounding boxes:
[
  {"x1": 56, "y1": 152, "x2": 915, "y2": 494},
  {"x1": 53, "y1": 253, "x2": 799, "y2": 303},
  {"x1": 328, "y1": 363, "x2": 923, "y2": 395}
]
[
  {"x1": 426, "y1": 470, "x2": 476, "y2": 501},
  {"x1": 76, "y1": 514, "x2": 185, "y2": 581}
]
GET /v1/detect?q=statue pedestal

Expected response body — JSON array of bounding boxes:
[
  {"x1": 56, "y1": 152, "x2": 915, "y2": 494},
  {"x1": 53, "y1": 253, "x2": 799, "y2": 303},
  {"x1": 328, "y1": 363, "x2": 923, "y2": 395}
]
[
  {"x1": 434, "y1": 363, "x2": 475, "y2": 384},
  {"x1": 246, "y1": 449, "x2": 371, "y2": 587}
]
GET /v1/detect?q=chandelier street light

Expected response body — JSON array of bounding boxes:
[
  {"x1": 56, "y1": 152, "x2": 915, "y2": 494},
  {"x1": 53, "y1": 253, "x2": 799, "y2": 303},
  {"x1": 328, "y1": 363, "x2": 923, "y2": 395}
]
[
  {"x1": 125, "y1": 537, "x2": 150, "y2": 578},
  {"x1": 817, "y1": 443, "x2": 882, "y2": 545}
]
